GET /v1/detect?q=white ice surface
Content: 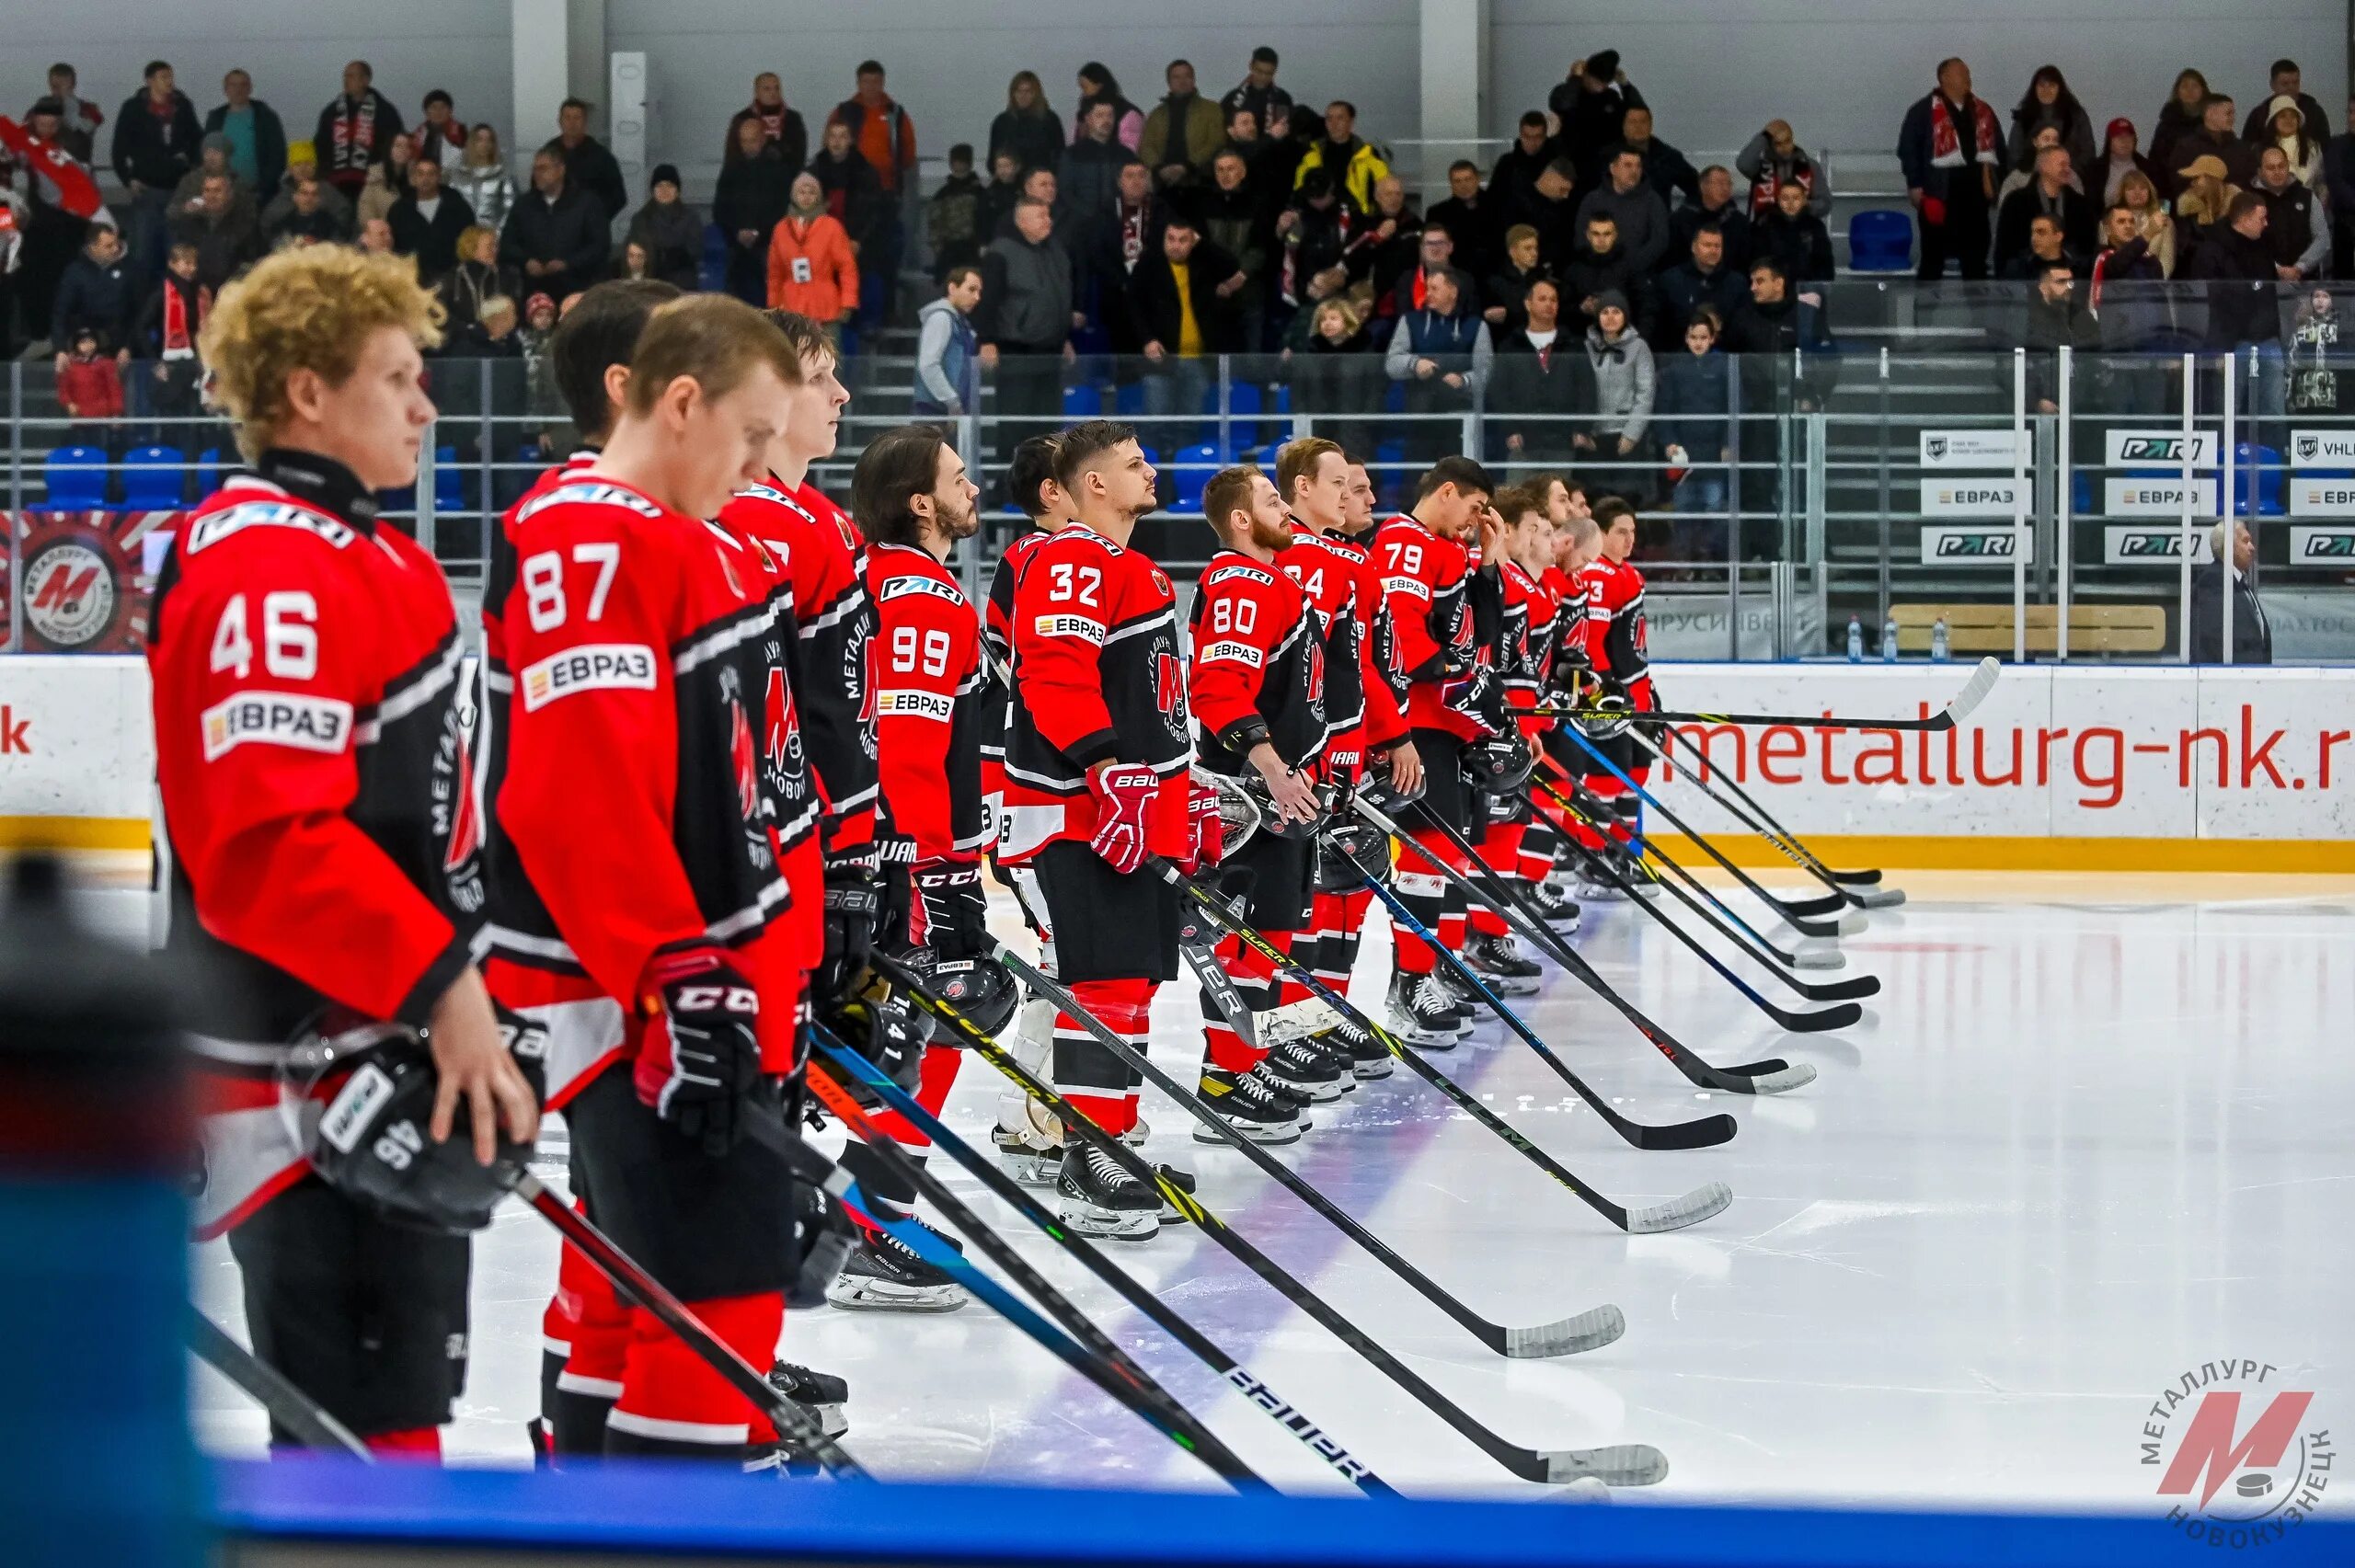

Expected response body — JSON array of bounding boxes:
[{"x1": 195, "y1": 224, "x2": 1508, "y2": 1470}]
[{"x1": 167, "y1": 873, "x2": 2354, "y2": 1509}]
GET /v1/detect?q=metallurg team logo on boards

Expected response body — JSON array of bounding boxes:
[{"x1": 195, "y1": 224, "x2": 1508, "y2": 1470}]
[{"x1": 2140, "y1": 1358, "x2": 2331, "y2": 1549}]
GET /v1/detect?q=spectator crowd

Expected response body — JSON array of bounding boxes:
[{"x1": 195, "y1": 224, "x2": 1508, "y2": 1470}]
[{"x1": 8, "y1": 41, "x2": 2355, "y2": 495}]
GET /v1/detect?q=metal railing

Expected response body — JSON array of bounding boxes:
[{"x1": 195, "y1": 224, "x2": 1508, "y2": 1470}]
[{"x1": 7, "y1": 331, "x2": 2353, "y2": 664}]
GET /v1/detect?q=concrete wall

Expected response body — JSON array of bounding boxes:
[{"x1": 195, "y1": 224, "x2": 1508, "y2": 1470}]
[{"x1": 11, "y1": 3, "x2": 514, "y2": 161}]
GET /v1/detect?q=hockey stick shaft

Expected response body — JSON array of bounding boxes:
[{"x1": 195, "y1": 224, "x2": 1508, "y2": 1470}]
[
  {"x1": 506, "y1": 1170, "x2": 867, "y2": 1479},
  {"x1": 1651, "y1": 728, "x2": 1895, "y2": 896},
  {"x1": 1641, "y1": 727, "x2": 1847, "y2": 892},
  {"x1": 959, "y1": 943, "x2": 1624, "y2": 1360},
  {"x1": 1527, "y1": 657, "x2": 2001, "y2": 733},
  {"x1": 810, "y1": 1029, "x2": 1396, "y2": 1494},
  {"x1": 190, "y1": 1309, "x2": 372, "y2": 1459},
  {"x1": 1521, "y1": 775, "x2": 1874, "y2": 1006},
  {"x1": 887, "y1": 950, "x2": 1665, "y2": 1485},
  {"x1": 1341, "y1": 854, "x2": 1735, "y2": 1150},
  {"x1": 790, "y1": 1037, "x2": 1261, "y2": 1492},
  {"x1": 1552, "y1": 725, "x2": 1844, "y2": 933},
  {"x1": 1531, "y1": 770, "x2": 1811, "y2": 977},
  {"x1": 1368, "y1": 795, "x2": 1811, "y2": 1093},
  {"x1": 1148, "y1": 858, "x2": 1729, "y2": 1235}
]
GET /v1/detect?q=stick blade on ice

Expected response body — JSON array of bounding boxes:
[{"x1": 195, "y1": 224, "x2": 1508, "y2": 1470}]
[
  {"x1": 1544, "y1": 1442, "x2": 1671, "y2": 1487},
  {"x1": 1626, "y1": 1181, "x2": 1734, "y2": 1234},
  {"x1": 1937, "y1": 656, "x2": 2002, "y2": 728},
  {"x1": 1854, "y1": 887, "x2": 1907, "y2": 910},
  {"x1": 1738, "y1": 1062, "x2": 1819, "y2": 1095},
  {"x1": 1504, "y1": 1303, "x2": 1627, "y2": 1359}
]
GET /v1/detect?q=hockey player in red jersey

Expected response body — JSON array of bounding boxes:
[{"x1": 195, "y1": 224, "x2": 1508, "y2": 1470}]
[
  {"x1": 1188, "y1": 464, "x2": 1334, "y2": 1141},
  {"x1": 1366, "y1": 455, "x2": 1498, "y2": 1043},
  {"x1": 1577, "y1": 496, "x2": 1656, "y2": 857},
  {"x1": 825, "y1": 424, "x2": 1000, "y2": 1310},
  {"x1": 997, "y1": 420, "x2": 1189, "y2": 1240},
  {"x1": 494, "y1": 296, "x2": 819, "y2": 1465},
  {"x1": 1503, "y1": 480, "x2": 1583, "y2": 933},
  {"x1": 1268, "y1": 438, "x2": 1395, "y2": 1080},
  {"x1": 155, "y1": 246, "x2": 541, "y2": 1456}
]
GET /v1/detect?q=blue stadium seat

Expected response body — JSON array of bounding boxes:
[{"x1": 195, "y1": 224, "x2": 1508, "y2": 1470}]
[
  {"x1": 196, "y1": 447, "x2": 226, "y2": 496},
  {"x1": 1062, "y1": 383, "x2": 1103, "y2": 418},
  {"x1": 120, "y1": 445, "x2": 187, "y2": 508},
  {"x1": 699, "y1": 223, "x2": 728, "y2": 293},
  {"x1": 42, "y1": 445, "x2": 109, "y2": 509},
  {"x1": 2231, "y1": 442, "x2": 2284, "y2": 518},
  {"x1": 1113, "y1": 381, "x2": 1146, "y2": 418},
  {"x1": 1847, "y1": 210, "x2": 1913, "y2": 273},
  {"x1": 1169, "y1": 442, "x2": 1220, "y2": 511},
  {"x1": 434, "y1": 445, "x2": 465, "y2": 513}
]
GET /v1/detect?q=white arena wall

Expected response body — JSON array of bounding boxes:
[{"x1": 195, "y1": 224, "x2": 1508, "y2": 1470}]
[{"x1": 10, "y1": 656, "x2": 2349, "y2": 870}]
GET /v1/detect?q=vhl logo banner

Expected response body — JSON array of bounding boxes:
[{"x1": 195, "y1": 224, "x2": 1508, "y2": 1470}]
[
  {"x1": 2289, "y1": 429, "x2": 2355, "y2": 468},
  {"x1": 2105, "y1": 430, "x2": 2219, "y2": 468},
  {"x1": 2139, "y1": 1360, "x2": 2331, "y2": 1550}
]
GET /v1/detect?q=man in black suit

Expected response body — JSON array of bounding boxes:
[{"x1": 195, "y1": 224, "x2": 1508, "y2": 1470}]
[{"x1": 2188, "y1": 520, "x2": 2273, "y2": 663}]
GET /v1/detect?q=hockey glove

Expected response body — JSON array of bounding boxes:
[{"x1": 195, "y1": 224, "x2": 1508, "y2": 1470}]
[
  {"x1": 815, "y1": 847, "x2": 883, "y2": 1005},
  {"x1": 634, "y1": 947, "x2": 763, "y2": 1157},
  {"x1": 1439, "y1": 656, "x2": 1503, "y2": 737},
  {"x1": 1185, "y1": 780, "x2": 1224, "y2": 871},
  {"x1": 911, "y1": 859, "x2": 990, "y2": 959},
  {"x1": 1086, "y1": 761, "x2": 1161, "y2": 875}
]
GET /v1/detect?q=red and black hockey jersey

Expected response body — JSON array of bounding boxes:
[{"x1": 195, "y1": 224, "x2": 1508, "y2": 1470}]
[
  {"x1": 150, "y1": 452, "x2": 483, "y2": 1236},
  {"x1": 492, "y1": 474, "x2": 799, "y2": 1092},
  {"x1": 867, "y1": 542, "x2": 990, "y2": 863},
  {"x1": 1273, "y1": 529, "x2": 1373, "y2": 765},
  {"x1": 1499, "y1": 558, "x2": 1554, "y2": 739},
  {"x1": 717, "y1": 479, "x2": 879, "y2": 857},
  {"x1": 997, "y1": 522, "x2": 1191, "y2": 864},
  {"x1": 1581, "y1": 555, "x2": 1653, "y2": 706},
  {"x1": 1189, "y1": 549, "x2": 1326, "y2": 775},
  {"x1": 1368, "y1": 513, "x2": 1491, "y2": 741}
]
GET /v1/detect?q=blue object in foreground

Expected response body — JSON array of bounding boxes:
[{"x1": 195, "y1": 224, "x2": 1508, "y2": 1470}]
[{"x1": 213, "y1": 1458, "x2": 2354, "y2": 1566}]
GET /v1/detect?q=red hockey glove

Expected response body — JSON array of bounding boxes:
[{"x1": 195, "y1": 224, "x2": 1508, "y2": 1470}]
[
  {"x1": 634, "y1": 946, "x2": 762, "y2": 1157},
  {"x1": 1185, "y1": 781, "x2": 1224, "y2": 871},
  {"x1": 1086, "y1": 761, "x2": 1160, "y2": 875}
]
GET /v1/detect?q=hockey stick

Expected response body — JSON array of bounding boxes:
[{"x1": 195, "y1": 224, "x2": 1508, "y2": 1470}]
[
  {"x1": 944, "y1": 944, "x2": 1623, "y2": 1360},
  {"x1": 1530, "y1": 656, "x2": 2001, "y2": 733},
  {"x1": 1340, "y1": 857, "x2": 1740, "y2": 1149},
  {"x1": 1551, "y1": 726, "x2": 1858, "y2": 938},
  {"x1": 1363, "y1": 796, "x2": 1828, "y2": 1085},
  {"x1": 1650, "y1": 727, "x2": 1903, "y2": 905},
  {"x1": 190, "y1": 1309, "x2": 372, "y2": 1460},
  {"x1": 882, "y1": 955, "x2": 1664, "y2": 1488},
  {"x1": 503, "y1": 1168, "x2": 868, "y2": 1479},
  {"x1": 809, "y1": 1032, "x2": 1396, "y2": 1495},
  {"x1": 1150, "y1": 858, "x2": 1732, "y2": 1235},
  {"x1": 1539, "y1": 767, "x2": 1846, "y2": 971},
  {"x1": 789, "y1": 1032, "x2": 1264, "y2": 1493},
  {"x1": 1527, "y1": 772, "x2": 1872, "y2": 1001}
]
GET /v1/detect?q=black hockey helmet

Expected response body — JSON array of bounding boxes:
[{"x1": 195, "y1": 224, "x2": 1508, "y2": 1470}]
[
  {"x1": 1355, "y1": 767, "x2": 1426, "y2": 816},
  {"x1": 1466, "y1": 733, "x2": 1535, "y2": 795},
  {"x1": 282, "y1": 1021, "x2": 529, "y2": 1233},
  {"x1": 819, "y1": 973, "x2": 934, "y2": 1095},
  {"x1": 885, "y1": 943, "x2": 1022, "y2": 1039}
]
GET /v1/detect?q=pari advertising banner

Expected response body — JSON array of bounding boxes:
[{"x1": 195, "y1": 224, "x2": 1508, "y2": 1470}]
[{"x1": 1646, "y1": 665, "x2": 2355, "y2": 842}]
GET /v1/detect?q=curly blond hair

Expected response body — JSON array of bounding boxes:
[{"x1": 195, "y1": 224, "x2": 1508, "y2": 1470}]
[{"x1": 200, "y1": 246, "x2": 444, "y2": 461}]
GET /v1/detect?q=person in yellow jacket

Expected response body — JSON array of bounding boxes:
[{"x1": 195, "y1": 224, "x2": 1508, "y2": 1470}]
[
  {"x1": 1292, "y1": 101, "x2": 1390, "y2": 215},
  {"x1": 767, "y1": 170, "x2": 859, "y2": 336}
]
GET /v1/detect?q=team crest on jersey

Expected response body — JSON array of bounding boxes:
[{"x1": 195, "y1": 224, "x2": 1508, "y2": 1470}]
[
  {"x1": 764, "y1": 665, "x2": 808, "y2": 801},
  {"x1": 1155, "y1": 647, "x2": 1189, "y2": 739},
  {"x1": 715, "y1": 541, "x2": 746, "y2": 599},
  {"x1": 718, "y1": 668, "x2": 775, "y2": 871},
  {"x1": 433, "y1": 705, "x2": 486, "y2": 912}
]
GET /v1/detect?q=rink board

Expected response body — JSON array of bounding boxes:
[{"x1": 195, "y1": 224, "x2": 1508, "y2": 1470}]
[
  {"x1": 6, "y1": 658, "x2": 2351, "y2": 866},
  {"x1": 213, "y1": 1458, "x2": 2355, "y2": 1565}
]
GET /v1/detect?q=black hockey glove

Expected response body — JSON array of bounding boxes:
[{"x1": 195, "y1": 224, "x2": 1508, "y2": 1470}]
[
  {"x1": 634, "y1": 946, "x2": 763, "y2": 1157},
  {"x1": 910, "y1": 859, "x2": 989, "y2": 960},
  {"x1": 816, "y1": 846, "x2": 883, "y2": 1005}
]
